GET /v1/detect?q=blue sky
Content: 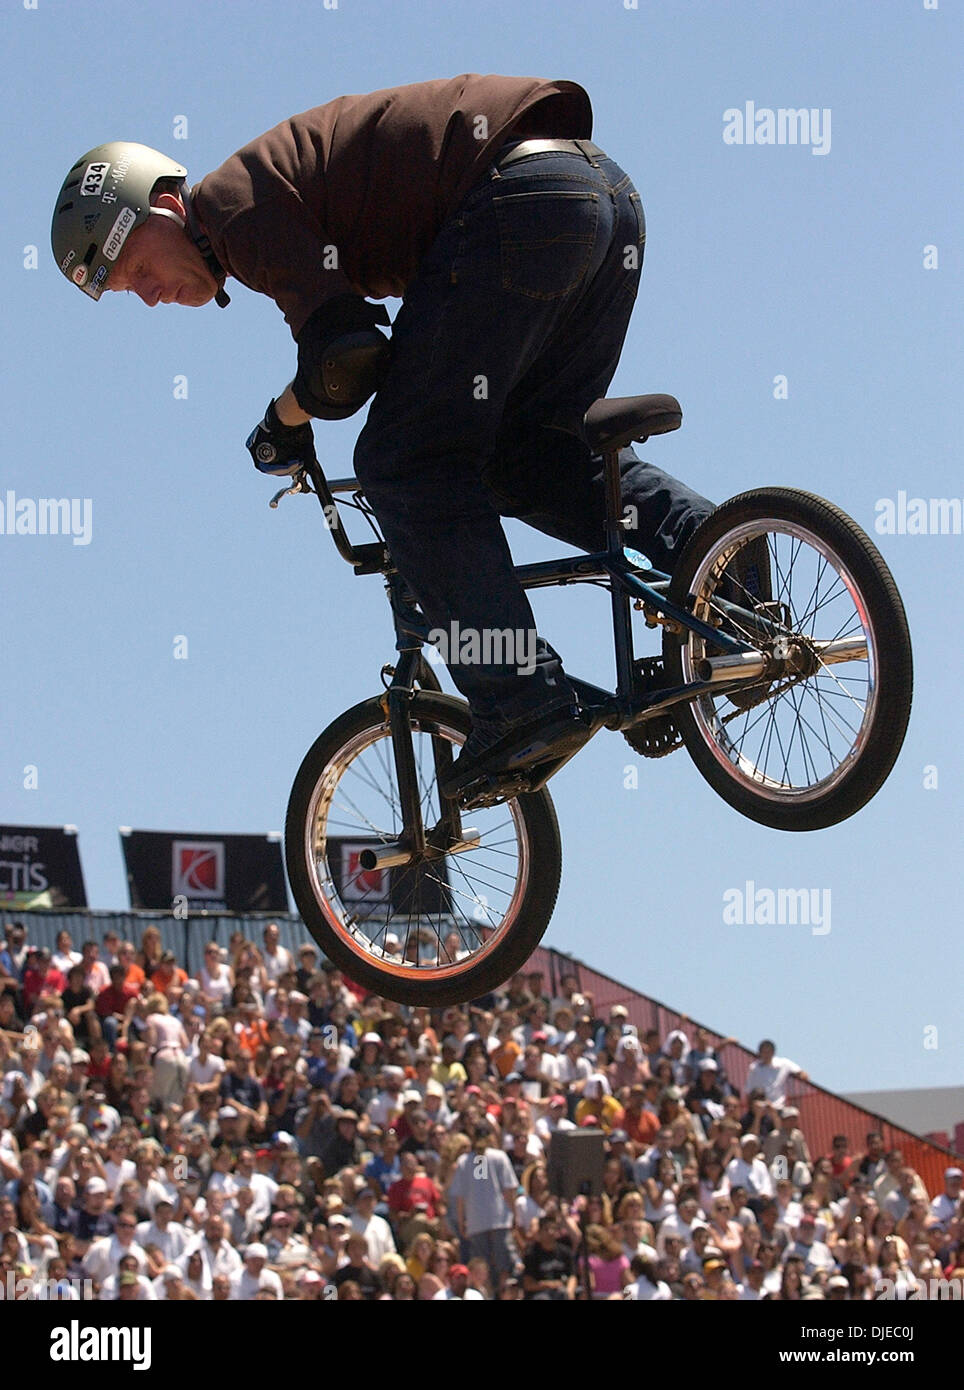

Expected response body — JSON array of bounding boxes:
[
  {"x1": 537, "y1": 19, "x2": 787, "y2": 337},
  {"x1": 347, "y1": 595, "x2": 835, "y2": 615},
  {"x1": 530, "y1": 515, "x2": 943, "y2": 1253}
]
[{"x1": 2, "y1": 0, "x2": 961, "y2": 1093}]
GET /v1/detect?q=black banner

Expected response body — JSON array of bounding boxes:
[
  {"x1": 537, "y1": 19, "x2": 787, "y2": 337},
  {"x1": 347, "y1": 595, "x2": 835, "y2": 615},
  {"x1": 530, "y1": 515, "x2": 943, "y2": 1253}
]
[
  {"x1": 120, "y1": 830, "x2": 288, "y2": 913},
  {"x1": 326, "y1": 835, "x2": 451, "y2": 921},
  {"x1": 0, "y1": 825, "x2": 87, "y2": 909}
]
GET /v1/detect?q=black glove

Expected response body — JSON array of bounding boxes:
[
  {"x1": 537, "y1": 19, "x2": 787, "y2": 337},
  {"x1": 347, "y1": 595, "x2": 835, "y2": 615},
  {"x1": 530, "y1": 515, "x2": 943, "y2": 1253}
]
[{"x1": 246, "y1": 398, "x2": 317, "y2": 476}]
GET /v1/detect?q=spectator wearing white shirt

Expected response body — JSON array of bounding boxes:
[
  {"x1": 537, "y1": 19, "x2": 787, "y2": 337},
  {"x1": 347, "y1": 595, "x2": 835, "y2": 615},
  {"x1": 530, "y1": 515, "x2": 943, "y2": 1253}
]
[
  {"x1": 555, "y1": 1037, "x2": 593, "y2": 1093},
  {"x1": 724, "y1": 1134, "x2": 774, "y2": 1208},
  {"x1": 737, "y1": 1259, "x2": 767, "y2": 1300},
  {"x1": 929, "y1": 1166, "x2": 963, "y2": 1231},
  {"x1": 82, "y1": 1214, "x2": 149, "y2": 1284},
  {"x1": 656, "y1": 1191, "x2": 701, "y2": 1254},
  {"x1": 51, "y1": 930, "x2": 82, "y2": 977},
  {"x1": 662, "y1": 1030, "x2": 691, "y2": 1087},
  {"x1": 231, "y1": 1243, "x2": 284, "y2": 1300},
  {"x1": 535, "y1": 1095, "x2": 575, "y2": 1145},
  {"x1": 623, "y1": 1252, "x2": 671, "y2": 1300},
  {"x1": 261, "y1": 923, "x2": 293, "y2": 984},
  {"x1": 136, "y1": 1198, "x2": 188, "y2": 1263},
  {"x1": 188, "y1": 1032, "x2": 226, "y2": 1094},
  {"x1": 231, "y1": 1147, "x2": 277, "y2": 1224},
  {"x1": 780, "y1": 1215, "x2": 836, "y2": 1276},
  {"x1": 744, "y1": 1040, "x2": 807, "y2": 1108},
  {"x1": 186, "y1": 1214, "x2": 243, "y2": 1282},
  {"x1": 350, "y1": 1186, "x2": 396, "y2": 1264}
]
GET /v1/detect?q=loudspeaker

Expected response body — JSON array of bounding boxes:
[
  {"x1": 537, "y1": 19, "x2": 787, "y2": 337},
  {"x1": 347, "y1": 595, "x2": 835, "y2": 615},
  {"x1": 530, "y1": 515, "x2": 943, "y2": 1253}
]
[{"x1": 547, "y1": 1128, "x2": 606, "y2": 1201}]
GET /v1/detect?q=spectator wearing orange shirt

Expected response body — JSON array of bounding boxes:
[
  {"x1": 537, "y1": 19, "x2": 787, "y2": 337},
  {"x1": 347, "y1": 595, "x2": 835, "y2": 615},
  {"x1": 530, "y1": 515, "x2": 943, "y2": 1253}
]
[
  {"x1": 623, "y1": 1082, "x2": 662, "y2": 1153},
  {"x1": 116, "y1": 941, "x2": 146, "y2": 992},
  {"x1": 489, "y1": 1017, "x2": 522, "y2": 1080},
  {"x1": 150, "y1": 951, "x2": 188, "y2": 1000}
]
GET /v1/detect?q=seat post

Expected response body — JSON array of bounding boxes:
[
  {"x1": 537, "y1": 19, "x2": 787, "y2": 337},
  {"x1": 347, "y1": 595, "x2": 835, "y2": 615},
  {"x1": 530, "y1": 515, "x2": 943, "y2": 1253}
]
[
  {"x1": 601, "y1": 447, "x2": 636, "y2": 698},
  {"x1": 602, "y1": 447, "x2": 624, "y2": 555}
]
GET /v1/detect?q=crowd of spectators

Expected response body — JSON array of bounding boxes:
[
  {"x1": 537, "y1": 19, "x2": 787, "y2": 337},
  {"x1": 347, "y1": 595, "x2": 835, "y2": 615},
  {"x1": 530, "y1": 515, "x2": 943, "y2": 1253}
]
[{"x1": 1, "y1": 917, "x2": 962, "y2": 1301}]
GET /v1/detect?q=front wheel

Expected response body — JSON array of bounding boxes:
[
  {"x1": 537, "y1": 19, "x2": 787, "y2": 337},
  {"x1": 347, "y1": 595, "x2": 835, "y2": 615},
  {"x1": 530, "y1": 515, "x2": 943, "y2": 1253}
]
[
  {"x1": 285, "y1": 692, "x2": 562, "y2": 1004},
  {"x1": 662, "y1": 488, "x2": 913, "y2": 830}
]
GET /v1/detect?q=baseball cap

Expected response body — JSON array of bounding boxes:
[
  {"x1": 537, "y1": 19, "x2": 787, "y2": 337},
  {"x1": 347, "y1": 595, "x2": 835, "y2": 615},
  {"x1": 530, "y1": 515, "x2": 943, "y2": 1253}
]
[
  {"x1": 450, "y1": 1264, "x2": 470, "y2": 1277},
  {"x1": 361, "y1": 1032, "x2": 381, "y2": 1045},
  {"x1": 70, "y1": 1048, "x2": 90, "y2": 1064},
  {"x1": 828, "y1": 1275, "x2": 849, "y2": 1289},
  {"x1": 698, "y1": 1059, "x2": 718, "y2": 1072},
  {"x1": 945, "y1": 1166, "x2": 963, "y2": 1179},
  {"x1": 245, "y1": 1243, "x2": 268, "y2": 1260},
  {"x1": 85, "y1": 1178, "x2": 108, "y2": 1195},
  {"x1": 218, "y1": 1106, "x2": 239, "y2": 1119}
]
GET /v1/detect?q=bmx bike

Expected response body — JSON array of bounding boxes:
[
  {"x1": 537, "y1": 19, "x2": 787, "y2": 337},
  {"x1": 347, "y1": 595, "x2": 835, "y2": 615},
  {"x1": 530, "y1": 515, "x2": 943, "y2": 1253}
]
[{"x1": 270, "y1": 393, "x2": 912, "y2": 1005}]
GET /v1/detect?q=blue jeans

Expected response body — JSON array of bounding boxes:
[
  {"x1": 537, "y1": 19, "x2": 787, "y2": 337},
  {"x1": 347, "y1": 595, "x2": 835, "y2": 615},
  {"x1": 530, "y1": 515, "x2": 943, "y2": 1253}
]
[{"x1": 354, "y1": 144, "x2": 713, "y2": 723}]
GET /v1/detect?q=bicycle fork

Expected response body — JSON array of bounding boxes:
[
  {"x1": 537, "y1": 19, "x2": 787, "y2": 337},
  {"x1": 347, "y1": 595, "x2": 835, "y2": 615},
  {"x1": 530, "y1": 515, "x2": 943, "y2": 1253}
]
[{"x1": 361, "y1": 647, "x2": 480, "y2": 875}]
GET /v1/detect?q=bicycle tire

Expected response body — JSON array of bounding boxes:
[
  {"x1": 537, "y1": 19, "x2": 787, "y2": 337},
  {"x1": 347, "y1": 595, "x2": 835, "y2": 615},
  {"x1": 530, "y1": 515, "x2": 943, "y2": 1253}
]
[
  {"x1": 662, "y1": 488, "x2": 913, "y2": 830},
  {"x1": 285, "y1": 692, "x2": 563, "y2": 1004}
]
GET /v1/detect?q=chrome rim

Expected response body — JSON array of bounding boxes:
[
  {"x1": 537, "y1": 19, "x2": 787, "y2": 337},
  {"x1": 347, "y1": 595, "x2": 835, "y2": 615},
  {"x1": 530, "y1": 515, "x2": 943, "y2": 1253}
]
[
  {"x1": 681, "y1": 520, "x2": 878, "y2": 801},
  {"x1": 300, "y1": 713, "x2": 531, "y2": 982}
]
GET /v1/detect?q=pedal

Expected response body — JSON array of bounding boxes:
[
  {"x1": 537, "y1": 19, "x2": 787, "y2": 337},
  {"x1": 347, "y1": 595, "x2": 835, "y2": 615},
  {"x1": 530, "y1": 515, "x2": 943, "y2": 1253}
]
[
  {"x1": 626, "y1": 656, "x2": 683, "y2": 758},
  {"x1": 457, "y1": 770, "x2": 533, "y2": 810},
  {"x1": 623, "y1": 714, "x2": 683, "y2": 759},
  {"x1": 633, "y1": 654, "x2": 668, "y2": 694}
]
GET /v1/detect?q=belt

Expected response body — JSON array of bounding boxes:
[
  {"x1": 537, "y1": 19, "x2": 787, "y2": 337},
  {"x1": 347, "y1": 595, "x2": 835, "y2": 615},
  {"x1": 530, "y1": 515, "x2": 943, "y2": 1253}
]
[{"x1": 494, "y1": 137, "x2": 606, "y2": 169}]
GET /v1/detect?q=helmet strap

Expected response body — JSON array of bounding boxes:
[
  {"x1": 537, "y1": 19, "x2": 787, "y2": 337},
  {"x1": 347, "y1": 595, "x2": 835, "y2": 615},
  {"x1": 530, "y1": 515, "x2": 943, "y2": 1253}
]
[
  {"x1": 179, "y1": 184, "x2": 231, "y2": 308},
  {"x1": 149, "y1": 207, "x2": 186, "y2": 230}
]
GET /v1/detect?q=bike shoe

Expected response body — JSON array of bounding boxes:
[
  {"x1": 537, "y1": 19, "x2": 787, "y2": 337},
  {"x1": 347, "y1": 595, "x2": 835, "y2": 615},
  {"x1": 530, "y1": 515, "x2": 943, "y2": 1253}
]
[
  {"x1": 440, "y1": 698, "x2": 592, "y2": 800},
  {"x1": 721, "y1": 533, "x2": 773, "y2": 609},
  {"x1": 719, "y1": 534, "x2": 775, "y2": 710}
]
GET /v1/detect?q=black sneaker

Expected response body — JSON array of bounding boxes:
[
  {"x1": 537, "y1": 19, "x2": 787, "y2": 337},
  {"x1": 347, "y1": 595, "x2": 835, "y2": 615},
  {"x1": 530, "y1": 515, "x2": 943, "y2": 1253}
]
[
  {"x1": 440, "y1": 697, "x2": 592, "y2": 800},
  {"x1": 720, "y1": 535, "x2": 775, "y2": 710},
  {"x1": 723, "y1": 534, "x2": 773, "y2": 608}
]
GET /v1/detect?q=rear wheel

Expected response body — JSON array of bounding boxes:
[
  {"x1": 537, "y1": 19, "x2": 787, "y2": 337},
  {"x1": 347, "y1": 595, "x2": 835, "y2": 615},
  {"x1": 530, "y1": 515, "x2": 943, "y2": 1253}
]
[
  {"x1": 663, "y1": 488, "x2": 913, "y2": 830},
  {"x1": 285, "y1": 692, "x2": 562, "y2": 1004}
]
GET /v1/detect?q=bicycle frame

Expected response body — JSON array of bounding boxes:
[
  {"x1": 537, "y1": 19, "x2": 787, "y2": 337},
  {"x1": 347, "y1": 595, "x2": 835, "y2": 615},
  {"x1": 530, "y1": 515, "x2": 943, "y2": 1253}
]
[{"x1": 295, "y1": 449, "x2": 774, "y2": 857}]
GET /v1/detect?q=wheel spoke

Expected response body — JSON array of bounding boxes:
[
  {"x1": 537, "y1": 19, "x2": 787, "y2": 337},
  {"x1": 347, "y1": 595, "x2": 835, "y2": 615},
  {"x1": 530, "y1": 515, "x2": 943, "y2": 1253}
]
[
  {"x1": 297, "y1": 712, "x2": 532, "y2": 985},
  {"x1": 681, "y1": 512, "x2": 883, "y2": 804}
]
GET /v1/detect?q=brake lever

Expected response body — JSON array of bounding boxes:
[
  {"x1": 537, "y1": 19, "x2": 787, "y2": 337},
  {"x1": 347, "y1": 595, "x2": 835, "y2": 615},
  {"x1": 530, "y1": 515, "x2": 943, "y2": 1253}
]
[{"x1": 268, "y1": 471, "x2": 308, "y2": 509}]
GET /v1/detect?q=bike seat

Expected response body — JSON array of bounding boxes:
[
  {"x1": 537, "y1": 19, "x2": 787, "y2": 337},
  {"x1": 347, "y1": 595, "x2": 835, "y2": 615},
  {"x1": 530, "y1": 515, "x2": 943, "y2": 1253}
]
[{"x1": 583, "y1": 394, "x2": 682, "y2": 453}]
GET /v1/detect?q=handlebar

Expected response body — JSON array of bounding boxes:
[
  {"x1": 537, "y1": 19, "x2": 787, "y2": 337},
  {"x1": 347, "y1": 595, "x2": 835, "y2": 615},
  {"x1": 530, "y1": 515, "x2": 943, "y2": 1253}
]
[{"x1": 269, "y1": 457, "x2": 390, "y2": 575}]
